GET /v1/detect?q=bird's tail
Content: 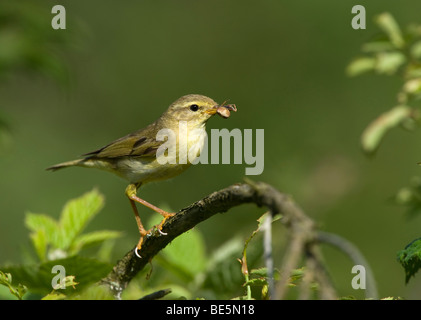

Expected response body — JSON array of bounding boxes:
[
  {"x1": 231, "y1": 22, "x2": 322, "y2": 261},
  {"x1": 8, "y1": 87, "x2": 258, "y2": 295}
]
[{"x1": 46, "y1": 159, "x2": 85, "y2": 171}]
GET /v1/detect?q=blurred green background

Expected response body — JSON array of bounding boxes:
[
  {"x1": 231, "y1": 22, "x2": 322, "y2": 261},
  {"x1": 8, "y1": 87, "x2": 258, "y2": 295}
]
[{"x1": 1, "y1": 0, "x2": 421, "y2": 299}]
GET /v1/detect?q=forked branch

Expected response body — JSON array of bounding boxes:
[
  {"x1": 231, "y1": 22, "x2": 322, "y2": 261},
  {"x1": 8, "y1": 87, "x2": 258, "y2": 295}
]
[{"x1": 101, "y1": 181, "x2": 375, "y2": 300}]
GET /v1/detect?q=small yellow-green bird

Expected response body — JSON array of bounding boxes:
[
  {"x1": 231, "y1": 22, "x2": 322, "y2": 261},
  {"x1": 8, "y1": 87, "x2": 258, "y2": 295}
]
[{"x1": 47, "y1": 94, "x2": 236, "y2": 257}]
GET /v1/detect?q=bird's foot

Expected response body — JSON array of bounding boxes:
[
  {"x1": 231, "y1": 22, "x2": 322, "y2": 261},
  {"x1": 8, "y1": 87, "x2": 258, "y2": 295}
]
[{"x1": 154, "y1": 212, "x2": 176, "y2": 235}]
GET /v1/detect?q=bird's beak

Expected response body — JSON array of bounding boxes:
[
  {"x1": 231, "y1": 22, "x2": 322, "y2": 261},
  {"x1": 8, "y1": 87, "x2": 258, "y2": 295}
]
[
  {"x1": 205, "y1": 106, "x2": 218, "y2": 115},
  {"x1": 205, "y1": 103, "x2": 237, "y2": 119}
]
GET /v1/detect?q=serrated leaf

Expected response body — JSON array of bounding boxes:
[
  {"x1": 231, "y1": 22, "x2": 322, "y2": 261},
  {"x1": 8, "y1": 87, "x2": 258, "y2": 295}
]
[
  {"x1": 25, "y1": 213, "x2": 60, "y2": 245},
  {"x1": 397, "y1": 238, "x2": 421, "y2": 283},
  {"x1": 250, "y1": 267, "x2": 269, "y2": 278},
  {"x1": 204, "y1": 237, "x2": 245, "y2": 293},
  {"x1": 58, "y1": 189, "x2": 104, "y2": 250},
  {"x1": 290, "y1": 267, "x2": 305, "y2": 283},
  {"x1": 361, "y1": 105, "x2": 413, "y2": 154},
  {"x1": 25, "y1": 213, "x2": 60, "y2": 260},
  {"x1": 243, "y1": 278, "x2": 267, "y2": 287},
  {"x1": 25, "y1": 213, "x2": 59, "y2": 234}
]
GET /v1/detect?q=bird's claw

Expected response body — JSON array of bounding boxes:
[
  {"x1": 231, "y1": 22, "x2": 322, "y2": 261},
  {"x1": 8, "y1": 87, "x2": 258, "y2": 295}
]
[
  {"x1": 134, "y1": 247, "x2": 142, "y2": 259},
  {"x1": 157, "y1": 228, "x2": 168, "y2": 235},
  {"x1": 154, "y1": 213, "x2": 175, "y2": 235}
]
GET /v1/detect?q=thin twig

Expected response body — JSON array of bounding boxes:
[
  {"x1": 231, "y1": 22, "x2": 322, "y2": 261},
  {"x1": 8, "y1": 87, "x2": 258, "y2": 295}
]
[
  {"x1": 139, "y1": 288, "x2": 172, "y2": 300},
  {"x1": 305, "y1": 242, "x2": 337, "y2": 300},
  {"x1": 316, "y1": 231, "x2": 378, "y2": 299}
]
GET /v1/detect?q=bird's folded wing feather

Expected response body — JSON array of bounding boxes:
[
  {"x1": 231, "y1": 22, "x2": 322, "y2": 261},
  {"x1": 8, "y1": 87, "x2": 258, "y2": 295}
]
[{"x1": 82, "y1": 125, "x2": 163, "y2": 159}]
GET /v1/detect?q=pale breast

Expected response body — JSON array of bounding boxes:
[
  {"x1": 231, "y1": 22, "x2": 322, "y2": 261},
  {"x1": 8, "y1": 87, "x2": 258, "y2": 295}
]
[{"x1": 116, "y1": 126, "x2": 207, "y2": 184}]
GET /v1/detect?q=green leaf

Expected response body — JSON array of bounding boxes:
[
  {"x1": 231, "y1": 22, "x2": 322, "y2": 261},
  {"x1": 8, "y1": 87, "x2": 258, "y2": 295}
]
[
  {"x1": 25, "y1": 213, "x2": 59, "y2": 261},
  {"x1": 58, "y1": 189, "x2": 104, "y2": 250},
  {"x1": 361, "y1": 105, "x2": 413, "y2": 154},
  {"x1": 250, "y1": 267, "x2": 269, "y2": 278},
  {"x1": 42, "y1": 276, "x2": 79, "y2": 300},
  {"x1": 375, "y1": 52, "x2": 406, "y2": 75},
  {"x1": 159, "y1": 228, "x2": 207, "y2": 281},
  {"x1": 243, "y1": 277, "x2": 267, "y2": 287},
  {"x1": 25, "y1": 213, "x2": 59, "y2": 238},
  {"x1": 42, "y1": 291, "x2": 66, "y2": 300},
  {"x1": 361, "y1": 41, "x2": 395, "y2": 53},
  {"x1": 95, "y1": 239, "x2": 117, "y2": 262},
  {"x1": 68, "y1": 230, "x2": 122, "y2": 255},
  {"x1": 0, "y1": 271, "x2": 27, "y2": 300},
  {"x1": 346, "y1": 57, "x2": 376, "y2": 77},
  {"x1": 25, "y1": 190, "x2": 120, "y2": 259},
  {"x1": 375, "y1": 12, "x2": 405, "y2": 49},
  {"x1": 1, "y1": 256, "x2": 112, "y2": 295},
  {"x1": 29, "y1": 230, "x2": 48, "y2": 262},
  {"x1": 71, "y1": 284, "x2": 114, "y2": 300},
  {"x1": 403, "y1": 78, "x2": 421, "y2": 95},
  {"x1": 397, "y1": 238, "x2": 421, "y2": 283},
  {"x1": 289, "y1": 267, "x2": 305, "y2": 287},
  {"x1": 203, "y1": 237, "x2": 245, "y2": 294}
]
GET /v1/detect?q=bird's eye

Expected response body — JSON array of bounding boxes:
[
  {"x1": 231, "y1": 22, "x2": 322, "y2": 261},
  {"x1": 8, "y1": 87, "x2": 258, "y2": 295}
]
[{"x1": 189, "y1": 104, "x2": 199, "y2": 112}]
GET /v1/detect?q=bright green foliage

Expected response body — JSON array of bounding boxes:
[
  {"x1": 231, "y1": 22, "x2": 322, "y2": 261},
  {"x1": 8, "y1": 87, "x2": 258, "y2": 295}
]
[
  {"x1": 0, "y1": 271, "x2": 27, "y2": 300},
  {"x1": 237, "y1": 212, "x2": 281, "y2": 300},
  {"x1": 347, "y1": 12, "x2": 421, "y2": 155},
  {"x1": 1, "y1": 189, "x2": 269, "y2": 300},
  {"x1": 397, "y1": 238, "x2": 421, "y2": 283},
  {"x1": 361, "y1": 106, "x2": 414, "y2": 155},
  {"x1": 136, "y1": 214, "x2": 247, "y2": 300},
  {"x1": 1, "y1": 190, "x2": 118, "y2": 299},
  {"x1": 42, "y1": 275, "x2": 78, "y2": 300},
  {"x1": 122, "y1": 213, "x2": 267, "y2": 300},
  {"x1": 25, "y1": 189, "x2": 122, "y2": 261},
  {"x1": 3, "y1": 256, "x2": 112, "y2": 296},
  {"x1": 2, "y1": 190, "x2": 270, "y2": 300},
  {"x1": 159, "y1": 228, "x2": 207, "y2": 282},
  {"x1": 348, "y1": 13, "x2": 421, "y2": 285}
]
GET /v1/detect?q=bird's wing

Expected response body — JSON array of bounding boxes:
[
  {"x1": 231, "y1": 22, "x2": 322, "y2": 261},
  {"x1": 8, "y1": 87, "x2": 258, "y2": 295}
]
[{"x1": 82, "y1": 124, "x2": 163, "y2": 159}]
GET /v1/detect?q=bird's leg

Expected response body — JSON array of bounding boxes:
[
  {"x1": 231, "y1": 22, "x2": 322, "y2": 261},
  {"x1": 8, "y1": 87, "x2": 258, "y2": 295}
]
[
  {"x1": 125, "y1": 184, "x2": 175, "y2": 253},
  {"x1": 128, "y1": 198, "x2": 148, "y2": 257}
]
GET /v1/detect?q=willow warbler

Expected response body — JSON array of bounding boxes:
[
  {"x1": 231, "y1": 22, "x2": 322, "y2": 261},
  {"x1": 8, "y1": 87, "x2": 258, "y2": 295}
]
[{"x1": 47, "y1": 94, "x2": 236, "y2": 257}]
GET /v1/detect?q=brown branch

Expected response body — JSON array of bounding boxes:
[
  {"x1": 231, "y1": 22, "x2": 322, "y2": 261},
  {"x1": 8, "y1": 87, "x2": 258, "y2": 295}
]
[{"x1": 100, "y1": 180, "x2": 338, "y2": 299}]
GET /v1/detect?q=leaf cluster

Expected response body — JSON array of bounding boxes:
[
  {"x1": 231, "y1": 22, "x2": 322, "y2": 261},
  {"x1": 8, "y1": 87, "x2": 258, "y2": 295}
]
[
  {"x1": 348, "y1": 13, "x2": 421, "y2": 285},
  {"x1": 0, "y1": 190, "x2": 120, "y2": 300}
]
